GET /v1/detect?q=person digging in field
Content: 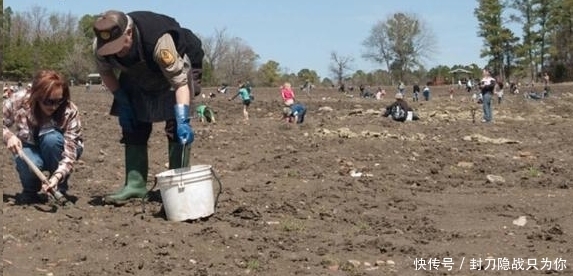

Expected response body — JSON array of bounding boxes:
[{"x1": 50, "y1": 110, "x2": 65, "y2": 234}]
[
  {"x1": 196, "y1": 104, "x2": 216, "y2": 123},
  {"x1": 3, "y1": 70, "x2": 84, "y2": 204},
  {"x1": 228, "y1": 80, "x2": 252, "y2": 122},
  {"x1": 92, "y1": 10, "x2": 204, "y2": 204},
  {"x1": 282, "y1": 102, "x2": 307, "y2": 124},
  {"x1": 383, "y1": 93, "x2": 419, "y2": 122}
]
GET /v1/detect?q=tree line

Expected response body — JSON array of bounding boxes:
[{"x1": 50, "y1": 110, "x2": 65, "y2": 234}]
[{"x1": 1, "y1": 1, "x2": 571, "y2": 89}]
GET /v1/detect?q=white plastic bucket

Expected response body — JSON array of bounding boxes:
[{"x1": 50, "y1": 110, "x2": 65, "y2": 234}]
[
  {"x1": 406, "y1": 111, "x2": 413, "y2": 121},
  {"x1": 156, "y1": 165, "x2": 215, "y2": 222}
]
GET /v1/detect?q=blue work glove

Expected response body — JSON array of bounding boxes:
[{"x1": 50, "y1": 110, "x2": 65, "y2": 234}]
[
  {"x1": 174, "y1": 104, "x2": 194, "y2": 145},
  {"x1": 113, "y1": 89, "x2": 135, "y2": 132}
]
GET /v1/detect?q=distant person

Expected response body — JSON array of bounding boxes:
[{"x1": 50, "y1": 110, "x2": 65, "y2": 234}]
[
  {"x1": 412, "y1": 83, "x2": 420, "y2": 102},
  {"x1": 542, "y1": 72, "x2": 550, "y2": 97},
  {"x1": 479, "y1": 67, "x2": 496, "y2": 123},
  {"x1": 383, "y1": 93, "x2": 418, "y2": 122},
  {"x1": 422, "y1": 85, "x2": 430, "y2": 101},
  {"x1": 301, "y1": 79, "x2": 312, "y2": 96},
  {"x1": 3, "y1": 70, "x2": 84, "y2": 204},
  {"x1": 338, "y1": 83, "x2": 346, "y2": 93},
  {"x1": 244, "y1": 80, "x2": 254, "y2": 100},
  {"x1": 398, "y1": 82, "x2": 405, "y2": 94},
  {"x1": 229, "y1": 80, "x2": 252, "y2": 122},
  {"x1": 375, "y1": 87, "x2": 385, "y2": 100},
  {"x1": 217, "y1": 83, "x2": 229, "y2": 94},
  {"x1": 280, "y1": 82, "x2": 295, "y2": 106},
  {"x1": 510, "y1": 81, "x2": 519, "y2": 94},
  {"x1": 496, "y1": 80, "x2": 504, "y2": 104},
  {"x1": 196, "y1": 103, "x2": 216, "y2": 123},
  {"x1": 282, "y1": 102, "x2": 307, "y2": 124},
  {"x1": 466, "y1": 79, "x2": 473, "y2": 92},
  {"x1": 360, "y1": 85, "x2": 374, "y2": 98}
]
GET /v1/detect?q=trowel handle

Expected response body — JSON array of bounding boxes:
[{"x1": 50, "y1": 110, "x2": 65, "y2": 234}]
[
  {"x1": 16, "y1": 148, "x2": 71, "y2": 205},
  {"x1": 17, "y1": 148, "x2": 49, "y2": 182}
]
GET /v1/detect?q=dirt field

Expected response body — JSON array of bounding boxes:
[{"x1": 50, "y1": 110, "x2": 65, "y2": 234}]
[{"x1": 2, "y1": 83, "x2": 572, "y2": 276}]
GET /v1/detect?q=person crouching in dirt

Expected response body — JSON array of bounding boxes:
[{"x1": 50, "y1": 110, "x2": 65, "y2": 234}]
[
  {"x1": 360, "y1": 85, "x2": 375, "y2": 98},
  {"x1": 196, "y1": 104, "x2": 216, "y2": 123},
  {"x1": 217, "y1": 83, "x2": 228, "y2": 94},
  {"x1": 383, "y1": 93, "x2": 419, "y2": 122},
  {"x1": 3, "y1": 70, "x2": 84, "y2": 204},
  {"x1": 229, "y1": 80, "x2": 252, "y2": 121},
  {"x1": 282, "y1": 102, "x2": 307, "y2": 124}
]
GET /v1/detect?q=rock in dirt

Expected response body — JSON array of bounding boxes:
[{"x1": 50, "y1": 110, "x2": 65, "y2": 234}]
[
  {"x1": 463, "y1": 134, "x2": 521, "y2": 144},
  {"x1": 457, "y1": 161, "x2": 474, "y2": 168},
  {"x1": 512, "y1": 216, "x2": 527, "y2": 227},
  {"x1": 486, "y1": 174, "x2": 505, "y2": 184}
]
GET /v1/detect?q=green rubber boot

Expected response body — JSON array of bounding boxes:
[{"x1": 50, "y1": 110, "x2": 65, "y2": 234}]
[
  {"x1": 168, "y1": 142, "x2": 191, "y2": 169},
  {"x1": 104, "y1": 144, "x2": 149, "y2": 204}
]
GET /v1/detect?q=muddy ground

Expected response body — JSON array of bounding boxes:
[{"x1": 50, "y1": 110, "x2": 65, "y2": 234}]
[{"x1": 2, "y1": 83, "x2": 573, "y2": 276}]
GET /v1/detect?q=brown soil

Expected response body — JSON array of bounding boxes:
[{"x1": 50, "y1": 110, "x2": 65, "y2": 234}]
[{"x1": 2, "y1": 84, "x2": 572, "y2": 276}]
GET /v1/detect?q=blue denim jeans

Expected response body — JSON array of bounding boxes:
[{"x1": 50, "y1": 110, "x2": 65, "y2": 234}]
[
  {"x1": 482, "y1": 92, "x2": 493, "y2": 122},
  {"x1": 14, "y1": 128, "x2": 83, "y2": 194}
]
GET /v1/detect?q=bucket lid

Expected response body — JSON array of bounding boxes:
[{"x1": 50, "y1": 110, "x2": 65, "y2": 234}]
[{"x1": 155, "y1": 164, "x2": 212, "y2": 178}]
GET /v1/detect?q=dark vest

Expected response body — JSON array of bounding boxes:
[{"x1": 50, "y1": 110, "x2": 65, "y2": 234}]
[
  {"x1": 128, "y1": 11, "x2": 204, "y2": 71},
  {"x1": 106, "y1": 12, "x2": 204, "y2": 122}
]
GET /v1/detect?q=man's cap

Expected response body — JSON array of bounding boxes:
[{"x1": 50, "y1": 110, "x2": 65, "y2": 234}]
[
  {"x1": 93, "y1": 10, "x2": 129, "y2": 56},
  {"x1": 395, "y1": 93, "x2": 403, "y2": 99}
]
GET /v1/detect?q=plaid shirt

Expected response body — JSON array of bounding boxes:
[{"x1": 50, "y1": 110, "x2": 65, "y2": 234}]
[{"x1": 3, "y1": 90, "x2": 83, "y2": 179}]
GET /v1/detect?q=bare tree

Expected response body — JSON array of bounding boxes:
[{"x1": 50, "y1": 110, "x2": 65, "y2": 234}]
[
  {"x1": 362, "y1": 22, "x2": 392, "y2": 75},
  {"x1": 28, "y1": 6, "x2": 49, "y2": 40},
  {"x1": 218, "y1": 37, "x2": 258, "y2": 85},
  {"x1": 329, "y1": 51, "x2": 354, "y2": 85},
  {"x1": 363, "y1": 12, "x2": 436, "y2": 83},
  {"x1": 201, "y1": 28, "x2": 230, "y2": 83},
  {"x1": 61, "y1": 42, "x2": 94, "y2": 83}
]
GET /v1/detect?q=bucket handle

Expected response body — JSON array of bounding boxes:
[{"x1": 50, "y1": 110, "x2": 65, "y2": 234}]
[{"x1": 210, "y1": 167, "x2": 223, "y2": 211}]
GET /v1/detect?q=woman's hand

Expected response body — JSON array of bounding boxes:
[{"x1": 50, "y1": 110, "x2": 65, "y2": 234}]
[
  {"x1": 43, "y1": 173, "x2": 62, "y2": 193},
  {"x1": 6, "y1": 136, "x2": 22, "y2": 154}
]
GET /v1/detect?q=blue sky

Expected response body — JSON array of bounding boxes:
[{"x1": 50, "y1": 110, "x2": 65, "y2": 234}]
[{"x1": 5, "y1": 0, "x2": 491, "y2": 78}]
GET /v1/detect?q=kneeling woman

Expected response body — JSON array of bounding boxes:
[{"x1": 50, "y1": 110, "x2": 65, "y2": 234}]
[{"x1": 3, "y1": 70, "x2": 83, "y2": 204}]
